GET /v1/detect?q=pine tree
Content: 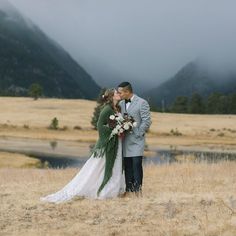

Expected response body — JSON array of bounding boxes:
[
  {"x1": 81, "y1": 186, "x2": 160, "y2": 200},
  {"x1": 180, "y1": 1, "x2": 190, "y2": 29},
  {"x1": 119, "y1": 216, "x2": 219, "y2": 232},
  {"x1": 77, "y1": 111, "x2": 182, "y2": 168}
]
[
  {"x1": 28, "y1": 83, "x2": 43, "y2": 100},
  {"x1": 206, "y1": 93, "x2": 221, "y2": 114},
  {"x1": 218, "y1": 95, "x2": 229, "y2": 114},
  {"x1": 171, "y1": 96, "x2": 189, "y2": 113},
  {"x1": 189, "y1": 93, "x2": 205, "y2": 114},
  {"x1": 228, "y1": 93, "x2": 236, "y2": 114},
  {"x1": 49, "y1": 117, "x2": 59, "y2": 130}
]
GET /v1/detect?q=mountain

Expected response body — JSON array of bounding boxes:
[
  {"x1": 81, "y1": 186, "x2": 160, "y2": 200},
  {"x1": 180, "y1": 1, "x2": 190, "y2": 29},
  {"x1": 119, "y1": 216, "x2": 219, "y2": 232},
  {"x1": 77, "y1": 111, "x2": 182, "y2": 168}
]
[
  {"x1": 144, "y1": 60, "x2": 236, "y2": 107},
  {"x1": 0, "y1": 0, "x2": 100, "y2": 98}
]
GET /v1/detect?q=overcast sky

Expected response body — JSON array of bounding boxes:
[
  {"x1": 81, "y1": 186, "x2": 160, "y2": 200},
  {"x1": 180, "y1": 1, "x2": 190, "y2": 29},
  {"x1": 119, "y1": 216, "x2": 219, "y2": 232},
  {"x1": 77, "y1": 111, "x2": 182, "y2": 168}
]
[{"x1": 7, "y1": 0, "x2": 236, "y2": 90}]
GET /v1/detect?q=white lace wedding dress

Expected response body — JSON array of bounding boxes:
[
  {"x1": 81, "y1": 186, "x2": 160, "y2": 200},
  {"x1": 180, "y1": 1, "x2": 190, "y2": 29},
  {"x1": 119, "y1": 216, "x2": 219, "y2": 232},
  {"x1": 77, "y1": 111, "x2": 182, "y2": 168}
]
[{"x1": 40, "y1": 138, "x2": 125, "y2": 203}]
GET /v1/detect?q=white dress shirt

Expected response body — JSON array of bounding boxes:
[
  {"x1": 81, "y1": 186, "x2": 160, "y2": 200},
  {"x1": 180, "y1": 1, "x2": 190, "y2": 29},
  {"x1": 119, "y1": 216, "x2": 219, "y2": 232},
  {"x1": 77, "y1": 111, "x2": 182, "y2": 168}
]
[{"x1": 125, "y1": 95, "x2": 134, "y2": 110}]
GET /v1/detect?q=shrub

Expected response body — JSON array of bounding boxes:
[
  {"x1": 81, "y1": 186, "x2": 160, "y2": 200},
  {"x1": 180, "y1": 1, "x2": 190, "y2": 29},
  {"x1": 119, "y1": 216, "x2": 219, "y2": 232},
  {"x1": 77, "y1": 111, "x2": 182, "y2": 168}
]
[{"x1": 49, "y1": 117, "x2": 59, "y2": 130}]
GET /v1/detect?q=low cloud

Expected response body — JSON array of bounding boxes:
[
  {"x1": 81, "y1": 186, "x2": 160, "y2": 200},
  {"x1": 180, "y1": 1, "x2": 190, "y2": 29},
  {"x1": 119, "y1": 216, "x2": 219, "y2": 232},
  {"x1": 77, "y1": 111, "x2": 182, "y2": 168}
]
[{"x1": 6, "y1": 0, "x2": 236, "y2": 90}]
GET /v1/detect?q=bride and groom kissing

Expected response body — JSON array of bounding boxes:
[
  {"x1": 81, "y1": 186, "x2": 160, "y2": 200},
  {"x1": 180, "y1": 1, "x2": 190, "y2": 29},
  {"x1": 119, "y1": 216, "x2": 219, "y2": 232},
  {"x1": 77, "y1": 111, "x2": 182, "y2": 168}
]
[{"x1": 40, "y1": 82, "x2": 151, "y2": 203}]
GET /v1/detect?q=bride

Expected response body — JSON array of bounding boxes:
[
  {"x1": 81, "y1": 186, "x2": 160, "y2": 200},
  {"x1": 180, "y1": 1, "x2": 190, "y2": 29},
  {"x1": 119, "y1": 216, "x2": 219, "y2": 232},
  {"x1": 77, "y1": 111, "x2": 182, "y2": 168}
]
[{"x1": 40, "y1": 88, "x2": 125, "y2": 203}]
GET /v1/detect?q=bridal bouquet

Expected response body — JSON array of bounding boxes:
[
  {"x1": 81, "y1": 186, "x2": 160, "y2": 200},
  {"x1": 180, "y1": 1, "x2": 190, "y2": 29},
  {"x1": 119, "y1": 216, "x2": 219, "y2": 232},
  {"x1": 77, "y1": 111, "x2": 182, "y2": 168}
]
[{"x1": 108, "y1": 113, "x2": 137, "y2": 139}]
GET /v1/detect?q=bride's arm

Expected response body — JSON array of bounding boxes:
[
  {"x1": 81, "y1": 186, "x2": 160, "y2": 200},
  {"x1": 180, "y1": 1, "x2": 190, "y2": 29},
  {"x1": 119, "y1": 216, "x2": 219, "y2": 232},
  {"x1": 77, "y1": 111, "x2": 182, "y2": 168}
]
[{"x1": 97, "y1": 105, "x2": 114, "y2": 140}]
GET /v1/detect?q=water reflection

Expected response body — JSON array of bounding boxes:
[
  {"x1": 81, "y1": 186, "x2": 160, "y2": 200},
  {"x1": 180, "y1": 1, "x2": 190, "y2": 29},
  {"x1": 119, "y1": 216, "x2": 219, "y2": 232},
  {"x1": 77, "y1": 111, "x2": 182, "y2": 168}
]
[
  {"x1": 143, "y1": 149, "x2": 236, "y2": 166},
  {"x1": 32, "y1": 153, "x2": 86, "y2": 169},
  {"x1": 0, "y1": 137, "x2": 235, "y2": 169},
  {"x1": 34, "y1": 149, "x2": 236, "y2": 169},
  {"x1": 50, "y1": 141, "x2": 58, "y2": 150}
]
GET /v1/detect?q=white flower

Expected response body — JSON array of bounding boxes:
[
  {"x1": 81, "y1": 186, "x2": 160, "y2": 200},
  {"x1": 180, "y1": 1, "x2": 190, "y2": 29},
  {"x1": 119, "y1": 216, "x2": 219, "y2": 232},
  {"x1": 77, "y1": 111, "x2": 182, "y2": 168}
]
[
  {"x1": 123, "y1": 123, "x2": 130, "y2": 130},
  {"x1": 111, "y1": 129, "x2": 118, "y2": 136},
  {"x1": 133, "y1": 122, "x2": 137, "y2": 127},
  {"x1": 127, "y1": 122, "x2": 134, "y2": 127},
  {"x1": 109, "y1": 115, "x2": 115, "y2": 120},
  {"x1": 116, "y1": 115, "x2": 124, "y2": 121},
  {"x1": 119, "y1": 128, "x2": 124, "y2": 133},
  {"x1": 116, "y1": 125, "x2": 121, "y2": 130}
]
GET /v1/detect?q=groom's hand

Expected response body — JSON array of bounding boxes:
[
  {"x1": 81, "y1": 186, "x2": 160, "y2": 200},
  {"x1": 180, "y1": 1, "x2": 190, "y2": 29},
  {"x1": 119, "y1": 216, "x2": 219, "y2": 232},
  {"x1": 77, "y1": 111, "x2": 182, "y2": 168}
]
[{"x1": 133, "y1": 128, "x2": 144, "y2": 138}]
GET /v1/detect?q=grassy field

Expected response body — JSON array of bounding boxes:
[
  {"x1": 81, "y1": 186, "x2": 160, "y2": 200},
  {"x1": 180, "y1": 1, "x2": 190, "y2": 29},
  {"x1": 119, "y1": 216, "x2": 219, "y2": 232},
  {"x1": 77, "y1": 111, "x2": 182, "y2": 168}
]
[
  {"x1": 0, "y1": 97, "x2": 236, "y2": 150},
  {"x1": 0, "y1": 152, "x2": 41, "y2": 168},
  {"x1": 1, "y1": 161, "x2": 236, "y2": 236},
  {"x1": 1, "y1": 97, "x2": 236, "y2": 235}
]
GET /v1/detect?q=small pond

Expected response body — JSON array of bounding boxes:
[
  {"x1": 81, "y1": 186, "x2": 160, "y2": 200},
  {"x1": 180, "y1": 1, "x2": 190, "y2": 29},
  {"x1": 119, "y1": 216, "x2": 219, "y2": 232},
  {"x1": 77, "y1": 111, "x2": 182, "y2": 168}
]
[{"x1": 0, "y1": 137, "x2": 235, "y2": 168}]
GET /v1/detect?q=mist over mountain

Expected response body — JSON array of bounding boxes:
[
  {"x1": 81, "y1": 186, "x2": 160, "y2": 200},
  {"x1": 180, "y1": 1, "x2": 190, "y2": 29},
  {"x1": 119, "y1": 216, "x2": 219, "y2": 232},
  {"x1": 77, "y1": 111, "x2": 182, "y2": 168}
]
[
  {"x1": 144, "y1": 59, "x2": 236, "y2": 107},
  {"x1": 0, "y1": 0, "x2": 100, "y2": 98},
  {"x1": 7, "y1": 0, "x2": 236, "y2": 93},
  {"x1": 1, "y1": 0, "x2": 236, "y2": 97}
]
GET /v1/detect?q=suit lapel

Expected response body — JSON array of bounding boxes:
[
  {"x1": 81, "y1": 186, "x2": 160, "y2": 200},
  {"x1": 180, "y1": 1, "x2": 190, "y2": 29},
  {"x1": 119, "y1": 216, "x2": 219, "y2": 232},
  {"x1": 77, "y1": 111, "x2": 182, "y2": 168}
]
[{"x1": 127, "y1": 95, "x2": 138, "y2": 112}]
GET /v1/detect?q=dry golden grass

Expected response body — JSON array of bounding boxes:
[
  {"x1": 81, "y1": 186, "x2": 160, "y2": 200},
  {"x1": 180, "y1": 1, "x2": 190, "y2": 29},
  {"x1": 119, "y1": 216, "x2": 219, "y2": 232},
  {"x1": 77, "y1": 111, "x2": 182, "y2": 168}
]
[
  {"x1": 1, "y1": 161, "x2": 236, "y2": 236},
  {"x1": 0, "y1": 152, "x2": 41, "y2": 168},
  {"x1": 0, "y1": 97, "x2": 236, "y2": 150},
  {"x1": 148, "y1": 112, "x2": 236, "y2": 149},
  {"x1": 1, "y1": 98, "x2": 236, "y2": 235},
  {"x1": 150, "y1": 112, "x2": 236, "y2": 135},
  {"x1": 0, "y1": 97, "x2": 95, "y2": 128}
]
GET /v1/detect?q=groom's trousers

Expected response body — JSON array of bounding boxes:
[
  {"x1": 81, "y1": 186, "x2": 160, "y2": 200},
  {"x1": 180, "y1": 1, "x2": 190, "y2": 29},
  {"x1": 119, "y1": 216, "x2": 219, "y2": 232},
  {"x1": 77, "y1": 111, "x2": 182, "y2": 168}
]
[{"x1": 124, "y1": 156, "x2": 143, "y2": 192}]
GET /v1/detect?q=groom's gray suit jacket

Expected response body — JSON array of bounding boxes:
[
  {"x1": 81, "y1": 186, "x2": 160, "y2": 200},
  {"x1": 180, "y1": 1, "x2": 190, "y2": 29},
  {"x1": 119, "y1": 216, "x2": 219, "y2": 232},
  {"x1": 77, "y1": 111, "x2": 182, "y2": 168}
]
[{"x1": 120, "y1": 94, "x2": 151, "y2": 157}]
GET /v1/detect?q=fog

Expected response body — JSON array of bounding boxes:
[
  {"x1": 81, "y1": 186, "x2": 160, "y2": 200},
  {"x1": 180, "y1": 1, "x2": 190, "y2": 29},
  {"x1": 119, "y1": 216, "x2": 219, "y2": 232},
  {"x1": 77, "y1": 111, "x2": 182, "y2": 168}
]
[{"x1": 6, "y1": 0, "x2": 236, "y2": 91}]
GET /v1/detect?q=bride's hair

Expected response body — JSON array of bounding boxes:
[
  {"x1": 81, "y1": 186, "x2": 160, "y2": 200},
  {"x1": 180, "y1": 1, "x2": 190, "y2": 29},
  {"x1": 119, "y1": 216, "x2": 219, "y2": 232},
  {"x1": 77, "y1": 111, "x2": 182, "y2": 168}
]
[{"x1": 102, "y1": 88, "x2": 120, "y2": 112}]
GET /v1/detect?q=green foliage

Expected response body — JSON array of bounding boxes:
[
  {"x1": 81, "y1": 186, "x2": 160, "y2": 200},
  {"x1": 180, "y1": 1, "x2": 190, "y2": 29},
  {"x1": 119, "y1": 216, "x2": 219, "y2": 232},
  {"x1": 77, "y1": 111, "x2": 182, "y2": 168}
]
[
  {"x1": 91, "y1": 88, "x2": 106, "y2": 130},
  {"x1": 228, "y1": 94, "x2": 236, "y2": 114},
  {"x1": 170, "y1": 128, "x2": 182, "y2": 136},
  {"x1": 49, "y1": 117, "x2": 59, "y2": 130},
  {"x1": 149, "y1": 102, "x2": 162, "y2": 112},
  {"x1": 189, "y1": 93, "x2": 205, "y2": 114},
  {"x1": 165, "y1": 92, "x2": 236, "y2": 114},
  {"x1": 28, "y1": 83, "x2": 43, "y2": 100},
  {"x1": 206, "y1": 92, "x2": 233, "y2": 114},
  {"x1": 206, "y1": 93, "x2": 221, "y2": 114},
  {"x1": 171, "y1": 96, "x2": 189, "y2": 113}
]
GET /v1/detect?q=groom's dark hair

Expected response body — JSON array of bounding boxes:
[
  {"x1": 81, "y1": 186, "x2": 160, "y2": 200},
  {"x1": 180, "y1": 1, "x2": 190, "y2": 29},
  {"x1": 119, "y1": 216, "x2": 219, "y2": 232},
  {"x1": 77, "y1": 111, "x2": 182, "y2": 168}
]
[{"x1": 118, "y1": 82, "x2": 133, "y2": 93}]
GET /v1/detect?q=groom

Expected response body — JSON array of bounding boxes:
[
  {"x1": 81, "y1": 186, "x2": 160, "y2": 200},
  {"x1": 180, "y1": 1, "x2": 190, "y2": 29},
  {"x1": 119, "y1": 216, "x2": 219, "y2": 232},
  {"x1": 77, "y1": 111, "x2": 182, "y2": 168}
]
[{"x1": 118, "y1": 82, "x2": 151, "y2": 196}]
